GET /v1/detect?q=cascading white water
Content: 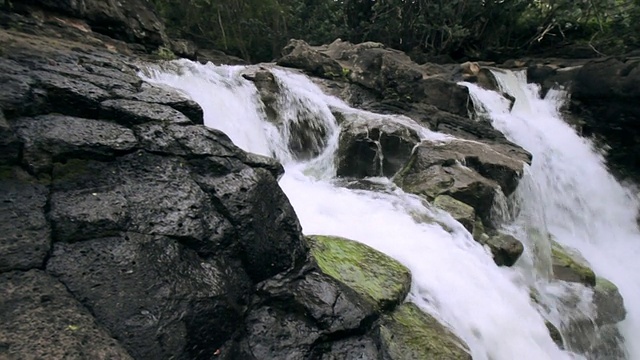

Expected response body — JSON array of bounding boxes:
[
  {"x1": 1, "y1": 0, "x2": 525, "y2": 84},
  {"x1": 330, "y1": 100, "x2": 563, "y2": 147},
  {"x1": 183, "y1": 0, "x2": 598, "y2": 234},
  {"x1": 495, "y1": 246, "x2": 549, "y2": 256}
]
[
  {"x1": 464, "y1": 70, "x2": 640, "y2": 359},
  {"x1": 141, "y1": 60, "x2": 584, "y2": 360}
]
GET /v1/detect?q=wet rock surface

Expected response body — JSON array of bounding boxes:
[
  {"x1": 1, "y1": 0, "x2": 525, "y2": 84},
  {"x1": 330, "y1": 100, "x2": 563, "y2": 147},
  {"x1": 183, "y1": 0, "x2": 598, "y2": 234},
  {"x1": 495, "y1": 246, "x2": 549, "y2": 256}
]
[
  {"x1": 0, "y1": 8, "x2": 477, "y2": 359},
  {"x1": 335, "y1": 111, "x2": 421, "y2": 178},
  {"x1": 395, "y1": 139, "x2": 529, "y2": 226},
  {"x1": 0, "y1": 270, "x2": 134, "y2": 359}
]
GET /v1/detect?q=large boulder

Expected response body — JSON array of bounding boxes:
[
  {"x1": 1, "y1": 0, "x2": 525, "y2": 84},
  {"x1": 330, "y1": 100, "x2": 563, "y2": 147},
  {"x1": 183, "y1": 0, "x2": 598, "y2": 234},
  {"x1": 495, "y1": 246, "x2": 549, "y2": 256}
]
[
  {"x1": 0, "y1": 26, "x2": 317, "y2": 360},
  {"x1": 307, "y1": 235, "x2": 411, "y2": 312},
  {"x1": 325, "y1": 40, "x2": 470, "y2": 116},
  {"x1": 561, "y1": 276, "x2": 627, "y2": 359},
  {"x1": 569, "y1": 57, "x2": 640, "y2": 180},
  {"x1": 278, "y1": 39, "x2": 471, "y2": 116},
  {"x1": 277, "y1": 39, "x2": 344, "y2": 79},
  {"x1": 379, "y1": 303, "x2": 471, "y2": 360},
  {"x1": 336, "y1": 110, "x2": 421, "y2": 178},
  {"x1": 394, "y1": 139, "x2": 529, "y2": 225},
  {"x1": 550, "y1": 241, "x2": 596, "y2": 287}
]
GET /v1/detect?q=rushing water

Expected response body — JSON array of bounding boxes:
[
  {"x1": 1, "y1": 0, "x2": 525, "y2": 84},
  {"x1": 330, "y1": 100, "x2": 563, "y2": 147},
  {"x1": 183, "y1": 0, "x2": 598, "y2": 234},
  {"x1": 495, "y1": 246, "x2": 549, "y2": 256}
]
[
  {"x1": 139, "y1": 59, "x2": 636, "y2": 359},
  {"x1": 465, "y1": 70, "x2": 640, "y2": 359}
]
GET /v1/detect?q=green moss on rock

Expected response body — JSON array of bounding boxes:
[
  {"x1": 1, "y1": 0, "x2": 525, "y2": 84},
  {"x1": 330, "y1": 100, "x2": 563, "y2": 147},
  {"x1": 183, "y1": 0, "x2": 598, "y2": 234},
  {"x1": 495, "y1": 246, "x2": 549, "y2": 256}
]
[
  {"x1": 307, "y1": 235, "x2": 411, "y2": 311},
  {"x1": 551, "y1": 241, "x2": 596, "y2": 286},
  {"x1": 593, "y1": 276, "x2": 626, "y2": 325},
  {"x1": 379, "y1": 303, "x2": 471, "y2": 360}
]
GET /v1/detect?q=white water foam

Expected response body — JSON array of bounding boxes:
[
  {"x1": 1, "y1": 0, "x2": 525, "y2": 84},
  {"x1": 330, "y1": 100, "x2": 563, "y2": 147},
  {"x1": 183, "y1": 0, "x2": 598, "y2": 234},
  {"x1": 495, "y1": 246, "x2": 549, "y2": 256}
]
[
  {"x1": 464, "y1": 70, "x2": 640, "y2": 359},
  {"x1": 143, "y1": 60, "x2": 581, "y2": 360}
]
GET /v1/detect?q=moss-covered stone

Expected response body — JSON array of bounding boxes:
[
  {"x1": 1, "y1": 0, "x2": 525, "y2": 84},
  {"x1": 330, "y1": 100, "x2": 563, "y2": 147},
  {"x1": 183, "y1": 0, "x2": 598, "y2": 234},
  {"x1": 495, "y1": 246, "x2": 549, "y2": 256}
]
[
  {"x1": 306, "y1": 235, "x2": 411, "y2": 312},
  {"x1": 593, "y1": 276, "x2": 626, "y2": 325},
  {"x1": 551, "y1": 241, "x2": 596, "y2": 286},
  {"x1": 155, "y1": 46, "x2": 176, "y2": 60},
  {"x1": 545, "y1": 321, "x2": 564, "y2": 348},
  {"x1": 433, "y1": 195, "x2": 475, "y2": 232},
  {"x1": 379, "y1": 303, "x2": 471, "y2": 360}
]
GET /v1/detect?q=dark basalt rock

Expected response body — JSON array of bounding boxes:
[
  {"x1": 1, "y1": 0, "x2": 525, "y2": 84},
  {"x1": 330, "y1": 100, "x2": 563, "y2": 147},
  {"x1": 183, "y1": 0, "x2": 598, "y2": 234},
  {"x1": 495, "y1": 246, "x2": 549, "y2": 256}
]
[
  {"x1": 204, "y1": 167, "x2": 307, "y2": 282},
  {"x1": 0, "y1": 270, "x2": 133, "y2": 359},
  {"x1": 0, "y1": 110, "x2": 20, "y2": 165},
  {"x1": 50, "y1": 153, "x2": 235, "y2": 255},
  {"x1": 100, "y1": 98, "x2": 194, "y2": 126},
  {"x1": 0, "y1": 180, "x2": 50, "y2": 272},
  {"x1": 47, "y1": 233, "x2": 251, "y2": 360},
  {"x1": 237, "y1": 257, "x2": 378, "y2": 360},
  {"x1": 318, "y1": 336, "x2": 382, "y2": 360},
  {"x1": 14, "y1": 114, "x2": 138, "y2": 174},
  {"x1": 20, "y1": 0, "x2": 169, "y2": 50},
  {"x1": 113, "y1": 83, "x2": 204, "y2": 124},
  {"x1": 31, "y1": 70, "x2": 112, "y2": 118}
]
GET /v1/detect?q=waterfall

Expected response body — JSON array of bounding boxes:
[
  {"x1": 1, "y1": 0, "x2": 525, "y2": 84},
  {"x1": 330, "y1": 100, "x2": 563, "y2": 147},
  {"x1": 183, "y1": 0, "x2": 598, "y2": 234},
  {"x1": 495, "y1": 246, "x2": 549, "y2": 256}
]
[
  {"x1": 464, "y1": 70, "x2": 640, "y2": 359},
  {"x1": 141, "y1": 60, "x2": 591, "y2": 360}
]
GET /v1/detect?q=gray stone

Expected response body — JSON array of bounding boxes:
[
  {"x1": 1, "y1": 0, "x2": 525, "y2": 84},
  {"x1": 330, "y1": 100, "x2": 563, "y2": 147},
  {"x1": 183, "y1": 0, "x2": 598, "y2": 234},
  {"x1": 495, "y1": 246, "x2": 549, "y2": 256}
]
[
  {"x1": 395, "y1": 139, "x2": 528, "y2": 225},
  {"x1": 277, "y1": 39, "x2": 344, "y2": 79},
  {"x1": 336, "y1": 112, "x2": 421, "y2": 178},
  {"x1": 479, "y1": 233, "x2": 525, "y2": 267},
  {"x1": 433, "y1": 195, "x2": 476, "y2": 232}
]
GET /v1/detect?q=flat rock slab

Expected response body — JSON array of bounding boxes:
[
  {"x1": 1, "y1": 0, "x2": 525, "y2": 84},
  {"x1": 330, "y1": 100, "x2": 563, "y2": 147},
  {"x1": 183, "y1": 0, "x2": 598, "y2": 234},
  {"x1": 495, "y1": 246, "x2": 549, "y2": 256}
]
[
  {"x1": 15, "y1": 114, "x2": 137, "y2": 173},
  {"x1": 100, "y1": 99, "x2": 192, "y2": 126},
  {"x1": 113, "y1": 84, "x2": 203, "y2": 124}
]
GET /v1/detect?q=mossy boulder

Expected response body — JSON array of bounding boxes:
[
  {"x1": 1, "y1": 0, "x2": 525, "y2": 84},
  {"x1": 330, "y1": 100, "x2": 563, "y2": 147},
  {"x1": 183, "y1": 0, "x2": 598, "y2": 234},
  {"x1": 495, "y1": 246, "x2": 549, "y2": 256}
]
[
  {"x1": 593, "y1": 277, "x2": 626, "y2": 326},
  {"x1": 379, "y1": 303, "x2": 471, "y2": 360},
  {"x1": 433, "y1": 195, "x2": 475, "y2": 232},
  {"x1": 306, "y1": 235, "x2": 411, "y2": 312},
  {"x1": 551, "y1": 241, "x2": 596, "y2": 286}
]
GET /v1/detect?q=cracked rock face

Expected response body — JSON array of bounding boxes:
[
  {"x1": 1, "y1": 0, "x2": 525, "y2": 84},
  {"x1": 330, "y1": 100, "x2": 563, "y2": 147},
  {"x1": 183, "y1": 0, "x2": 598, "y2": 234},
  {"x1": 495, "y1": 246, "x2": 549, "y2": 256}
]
[
  {"x1": 1, "y1": 9, "x2": 475, "y2": 360},
  {"x1": 0, "y1": 25, "x2": 310, "y2": 359}
]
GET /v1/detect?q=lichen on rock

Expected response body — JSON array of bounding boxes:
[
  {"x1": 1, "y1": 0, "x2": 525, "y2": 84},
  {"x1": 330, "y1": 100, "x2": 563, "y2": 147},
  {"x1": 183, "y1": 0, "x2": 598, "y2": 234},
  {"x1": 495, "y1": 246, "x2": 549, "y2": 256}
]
[
  {"x1": 551, "y1": 241, "x2": 596, "y2": 286},
  {"x1": 379, "y1": 303, "x2": 471, "y2": 360},
  {"x1": 307, "y1": 235, "x2": 411, "y2": 312}
]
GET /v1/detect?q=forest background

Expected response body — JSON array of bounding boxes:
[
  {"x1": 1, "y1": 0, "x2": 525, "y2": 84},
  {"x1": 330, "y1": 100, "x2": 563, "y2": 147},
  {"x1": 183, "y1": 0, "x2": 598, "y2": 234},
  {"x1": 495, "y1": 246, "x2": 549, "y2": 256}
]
[{"x1": 150, "y1": 0, "x2": 640, "y2": 63}]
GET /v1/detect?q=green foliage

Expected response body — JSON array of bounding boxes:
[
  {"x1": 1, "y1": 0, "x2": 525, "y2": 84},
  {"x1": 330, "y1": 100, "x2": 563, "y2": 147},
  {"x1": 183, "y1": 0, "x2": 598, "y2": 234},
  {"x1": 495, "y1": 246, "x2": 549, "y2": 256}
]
[
  {"x1": 150, "y1": 0, "x2": 640, "y2": 62},
  {"x1": 155, "y1": 46, "x2": 176, "y2": 60}
]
